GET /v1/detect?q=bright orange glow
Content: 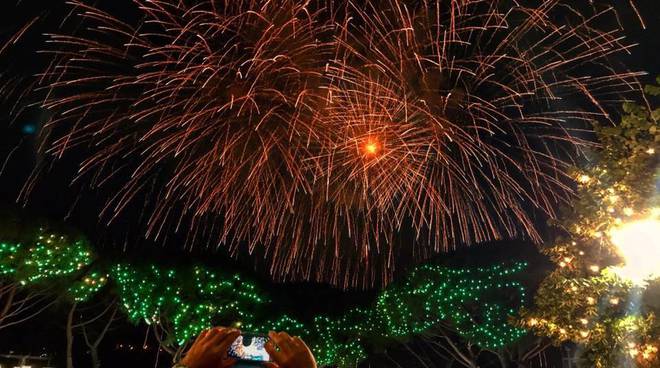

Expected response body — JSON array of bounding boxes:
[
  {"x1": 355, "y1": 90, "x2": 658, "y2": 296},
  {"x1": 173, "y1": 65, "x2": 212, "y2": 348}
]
[{"x1": 364, "y1": 141, "x2": 380, "y2": 156}]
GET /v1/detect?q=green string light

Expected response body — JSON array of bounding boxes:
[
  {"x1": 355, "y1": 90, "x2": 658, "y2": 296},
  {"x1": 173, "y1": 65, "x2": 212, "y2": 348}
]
[
  {"x1": 246, "y1": 262, "x2": 528, "y2": 366},
  {"x1": 111, "y1": 263, "x2": 269, "y2": 344},
  {"x1": 0, "y1": 242, "x2": 22, "y2": 276},
  {"x1": 0, "y1": 231, "x2": 528, "y2": 367},
  {"x1": 68, "y1": 271, "x2": 109, "y2": 302},
  {"x1": 19, "y1": 232, "x2": 92, "y2": 285}
]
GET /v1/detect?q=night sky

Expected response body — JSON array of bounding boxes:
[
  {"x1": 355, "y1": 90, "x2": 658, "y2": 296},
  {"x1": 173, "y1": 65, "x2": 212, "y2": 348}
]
[
  {"x1": 1, "y1": 0, "x2": 657, "y2": 289},
  {"x1": 0, "y1": 0, "x2": 659, "y2": 367}
]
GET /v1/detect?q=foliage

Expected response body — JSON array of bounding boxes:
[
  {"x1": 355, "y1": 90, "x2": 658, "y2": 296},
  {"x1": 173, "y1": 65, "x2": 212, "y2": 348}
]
[
  {"x1": 111, "y1": 264, "x2": 265, "y2": 345},
  {"x1": 250, "y1": 263, "x2": 528, "y2": 366},
  {"x1": 520, "y1": 78, "x2": 660, "y2": 367},
  {"x1": 0, "y1": 230, "x2": 94, "y2": 293},
  {"x1": 0, "y1": 227, "x2": 529, "y2": 367},
  {"x1": 110, "y1": 260, "x2": 529, "y2": 367}
]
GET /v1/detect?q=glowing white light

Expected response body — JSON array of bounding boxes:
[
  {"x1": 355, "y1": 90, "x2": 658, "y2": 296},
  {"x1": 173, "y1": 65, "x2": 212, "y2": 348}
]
[{"x1": 609, "y1": 216, "x2": 660, "y2": 286}]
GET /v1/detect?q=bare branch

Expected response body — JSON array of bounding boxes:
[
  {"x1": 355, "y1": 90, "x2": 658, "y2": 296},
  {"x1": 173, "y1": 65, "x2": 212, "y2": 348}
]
[
  {"x1": 72, "y1": 297, "x2": 118, "y2": 328},
  {"x1": 0, "y1": 284, "x2": 55, "y2": 331}
]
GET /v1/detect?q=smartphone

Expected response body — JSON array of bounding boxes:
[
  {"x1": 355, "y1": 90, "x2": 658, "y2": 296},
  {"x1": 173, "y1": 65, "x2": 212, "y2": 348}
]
[{"x1": 227, "y1": 333, "x2": 271, "y2": 362}]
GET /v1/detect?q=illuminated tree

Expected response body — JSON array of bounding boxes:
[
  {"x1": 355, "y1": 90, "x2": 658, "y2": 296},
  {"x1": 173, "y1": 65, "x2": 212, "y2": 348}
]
[
  {"x1": 108, "y1": 261, "x2": 529, "y2": 366},
  {"x1": 520, "y1": 78, "x2": 660, "y2": 367},
  {"x1": 111, "y1": 263, "x2": 267, "y2": 362},
  {"x1": 0, "y1": 228, "x2": 113, "y2": 368},
  {"x1": 246, "y1": 263, "x2": 529, "y2": 367},
  {"x1": 0, "y1": 230, "x2": 95, "y2": 332},
  {"x1": 0, "y1": 242, "x2": 55, "y2": 331},
  {"x1": 0, "y1": 224, "x2": 532, "y2": 367}
]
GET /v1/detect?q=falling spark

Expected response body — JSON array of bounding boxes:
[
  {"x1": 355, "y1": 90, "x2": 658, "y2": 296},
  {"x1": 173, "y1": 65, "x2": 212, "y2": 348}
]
[
  {"x1": 29, "y1": 0, "x2": 643, "y2": 288},
  {"x1": 628, "y1": 0, "x2": 646, "y2": 29}
]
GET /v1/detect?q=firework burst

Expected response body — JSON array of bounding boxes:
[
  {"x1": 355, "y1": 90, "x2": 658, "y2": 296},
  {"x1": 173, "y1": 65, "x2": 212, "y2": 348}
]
[{"x1": 30, "y1": 0, "x2": 643, "y2": 287}]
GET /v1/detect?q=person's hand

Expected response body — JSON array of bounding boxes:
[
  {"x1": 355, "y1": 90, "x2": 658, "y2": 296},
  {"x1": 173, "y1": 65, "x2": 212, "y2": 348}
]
[
  {"x1": 180, "y1": 327, "x2": 240, "y2": 368},
  {"x1": 264, "y1": 331, "x2": 317, "y2": 368}
]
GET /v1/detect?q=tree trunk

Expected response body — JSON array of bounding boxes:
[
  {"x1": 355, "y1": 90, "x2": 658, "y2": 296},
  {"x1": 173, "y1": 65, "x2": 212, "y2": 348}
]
[
  {"x1": 174, "y1": 344, "x2": 186, "y2": 363},
  {"x1": 83, "y1": 304, "x2": 117, "y2": 368},
  {"x1": 0, "y1": 284, "x2": 17, "y2": 322},
  {"x1": 90, "y1": 347, "x2": 100, "y2": 368},
  {"x1": 497, "y1": 354, "x2": 509, "y2": 368},
  {"x1": 66, "y1": 303, "x2": 77, "y2": 368}
]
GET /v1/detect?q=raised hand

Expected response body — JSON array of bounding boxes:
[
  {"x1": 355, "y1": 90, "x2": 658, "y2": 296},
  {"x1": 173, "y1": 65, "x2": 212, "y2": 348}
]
[
  {"x1": 264, "y1": 331, "x2": 317, "y2": 368},
  {"x1": 180, "y1": 327, "x2": 240, "y2": 368}
]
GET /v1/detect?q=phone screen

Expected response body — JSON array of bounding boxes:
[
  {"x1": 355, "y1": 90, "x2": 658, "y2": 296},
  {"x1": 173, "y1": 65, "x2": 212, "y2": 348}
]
[{"x1": 227, "y1": 334, "x2": 271, "y2": 362}]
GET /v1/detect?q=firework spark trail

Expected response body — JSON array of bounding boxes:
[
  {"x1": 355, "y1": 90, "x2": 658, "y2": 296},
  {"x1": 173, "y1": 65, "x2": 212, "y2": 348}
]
[
  {"x1": 28, "y1": 0, "x2": 644, "y2": 288},
  {"x1": 0, "y1": 1, "x2": 43, "y2": 128},
  {"x1": 0, "y1": 16, "x2": 39, "y2": 56},
  {"x1": 627, "y1": 0, "x2": 645, "y2": 29}
]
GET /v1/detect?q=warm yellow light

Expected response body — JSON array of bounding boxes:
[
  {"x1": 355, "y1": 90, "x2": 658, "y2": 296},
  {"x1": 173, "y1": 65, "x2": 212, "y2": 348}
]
[
  {"x1": 589, "y1": 265, "x2": 600, "y2": 273},
  {"x1": 363, "y1": 141, "x2": 380, "y2": 155},
  {"x1": 609, "y1": 216, "x2": 660, "y2": 286},
  {"x1": 578, "y1": 175, "x2": 591, "y2": 184},
  {"x1": 642, "y1": 344, "x2": 658, "y2": 360},
  {"x1": 609, "y1": 297, "x2": 620, "y2": 305}
]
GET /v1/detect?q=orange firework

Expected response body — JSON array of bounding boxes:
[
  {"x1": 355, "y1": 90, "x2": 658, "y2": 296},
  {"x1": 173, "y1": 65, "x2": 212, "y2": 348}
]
[{"x1": 30, "y1": 0, "x2": 644, "y2": 288}]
